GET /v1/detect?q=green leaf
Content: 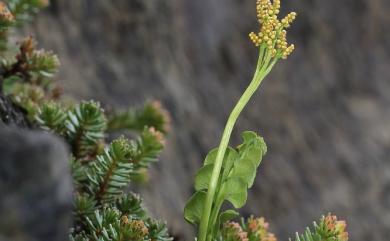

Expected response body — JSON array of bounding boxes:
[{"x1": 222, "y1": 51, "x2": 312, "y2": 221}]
[
  {"x1": 203, "y1": 147, "x2": 239, "y2": 183},
  {"x1": 204, "y1": 147, "x2": 238, "y2": 167},
  {"x1": 194, "y1": 145, "x2": 244, "y2": 191},
  {"x1": 229, "y1": 132, "x2": 267, "y2": 188},
  {"x1": 238, "y1": 131, "x2": 267, "y2": 159},
  {"x1": 204, "y1": 148, "x2": 218, "y2": 165},
  {"x1": 221, "y1": 147, "x2": 239, "y2": 179},
  {"x1": 240, "y1": 144, "x2": 264, "y2": 167},
  {"x1": 229, "y1": 158, "x2": 256, "y2": 188},
  {"x1": 226, "y1": 191, "x2": 248, "y2": 209},
  {"x1": 222, "y1": 177, "x2": 248, "y2": 208},
  {"x1": 241, "y1": 131, "x2": 258, "y2": 142},
  {"x1": 184, "y1": 191, "x2": 207, "y2": 225},
  {"x1": 195, "y1": 164, "x2": 214, "y2": 191}
]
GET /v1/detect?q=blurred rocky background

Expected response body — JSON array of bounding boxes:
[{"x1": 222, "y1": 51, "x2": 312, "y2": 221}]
[
  {"x1": 8, "y1": 0, "x2": 390, "y2": 240},
  {"x1": 0, "y1": 127, "x2": 72, "y2": 241}
]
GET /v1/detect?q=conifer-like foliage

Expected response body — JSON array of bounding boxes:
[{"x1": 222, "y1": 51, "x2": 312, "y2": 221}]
[
  {"x1": 291, "y1": 214, "x2": 348, "y2": 241},
  {"x1": 0, "y1": 1, "x2": 171, "y2": 240},
  {"x1": 218, "y1": 214, "x2": 348, "y2": 241},
  {"x1": 0, "y1": 1, "x2": 350, "y2": 241}
]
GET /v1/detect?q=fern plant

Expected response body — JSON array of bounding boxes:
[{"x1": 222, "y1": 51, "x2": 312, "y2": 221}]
[
  {"x1": 0, "y1": 0, "x2": 350, "y2": 241},
  {"x1": 184, "y1": 1, "x2": 349, "y2": 241}
]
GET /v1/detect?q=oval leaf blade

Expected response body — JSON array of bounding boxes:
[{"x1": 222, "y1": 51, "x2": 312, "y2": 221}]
[
  {"x1": 204, "y1": 148, "x2": 219, "y2": 166},
  {"x1": 222, "y1": 177, "x2": 248, "y2": 208},
  {"x1": 184, "y1": 191, "x2": 207, "y2": 225},
  {"x1": 195, "y1": 164, "x2": 214, "y2": 191}
]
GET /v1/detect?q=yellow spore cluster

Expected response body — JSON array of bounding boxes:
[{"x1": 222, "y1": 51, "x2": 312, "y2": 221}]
[{"x1": 249, "y1": 0, "x2": 296, "y2": 59}]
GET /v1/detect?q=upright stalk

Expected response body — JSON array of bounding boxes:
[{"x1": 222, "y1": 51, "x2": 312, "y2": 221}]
[{"x1": 197, "y1": 48, "x2": 278, "y2": 241}]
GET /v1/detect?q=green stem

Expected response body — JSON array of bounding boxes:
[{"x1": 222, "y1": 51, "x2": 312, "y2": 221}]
[
  {"x1": 208, "y1": 192, "x2": 225, "y2": 241},
  {"x1": 197, "y1": 47, "x2": 277, "y2": 241}
]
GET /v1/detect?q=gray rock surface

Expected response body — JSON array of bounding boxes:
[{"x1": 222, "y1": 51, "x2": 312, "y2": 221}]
[
  {"x1": 0, "y1": 127, "x2": 72, "y2": 241},
  {"x1": 0, "y1": 93, "x2": 29, "y2": 128},
  {"x1": 18, "y1": 0, "x2": 390, "y2": 240}
]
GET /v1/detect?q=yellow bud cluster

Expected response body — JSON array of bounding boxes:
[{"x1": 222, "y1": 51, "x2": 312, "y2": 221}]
[
  {"x1": 256, "y1": 0, "x2": 269, "y2": 23},
  {"x1": 273, "y1": 0, "x2": 280, "y2": 13},
  {"x1": 282, "y1": 44, "x2": 294, "y2": 59},
  {"x1": 249, "y1": 0, "x2": 297, "y2": 59},
  {"x1": 249, "y1": 32, "x2": 261, "y2": 46},
  {"x1": 281, "y1": 12, "x2": 297, "y2": 28},
  {"x1": 276, "y1": 30, "x2": 287, "y2": 50}
]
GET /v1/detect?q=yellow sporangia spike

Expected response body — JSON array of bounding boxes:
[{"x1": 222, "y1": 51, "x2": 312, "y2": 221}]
[{"x1": 250, "y1": 0, "x2": 297, "y2": 59}]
